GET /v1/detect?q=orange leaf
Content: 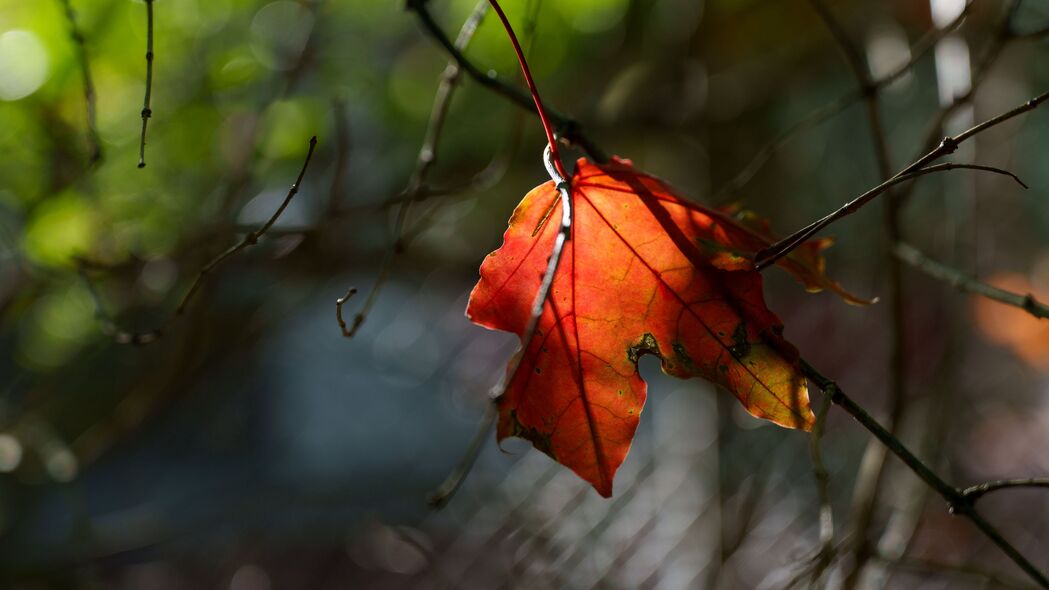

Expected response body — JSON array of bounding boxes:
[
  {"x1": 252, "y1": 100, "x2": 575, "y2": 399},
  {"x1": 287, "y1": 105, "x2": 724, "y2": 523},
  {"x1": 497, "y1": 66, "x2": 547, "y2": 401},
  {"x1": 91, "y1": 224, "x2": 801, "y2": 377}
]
[{"x1": 467, "y1": 157, "x2": 855, "y2": 496}]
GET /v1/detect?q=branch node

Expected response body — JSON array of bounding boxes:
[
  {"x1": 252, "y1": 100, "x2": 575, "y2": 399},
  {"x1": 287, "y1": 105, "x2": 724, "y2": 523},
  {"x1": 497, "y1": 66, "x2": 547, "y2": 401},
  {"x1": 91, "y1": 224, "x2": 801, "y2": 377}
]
[
  {"x1": 1023, "y1": 293, "x2": 1038, "y2": 312},
  {"x1": 947, "y1": 495, "x2": 974, "y2": 516}
]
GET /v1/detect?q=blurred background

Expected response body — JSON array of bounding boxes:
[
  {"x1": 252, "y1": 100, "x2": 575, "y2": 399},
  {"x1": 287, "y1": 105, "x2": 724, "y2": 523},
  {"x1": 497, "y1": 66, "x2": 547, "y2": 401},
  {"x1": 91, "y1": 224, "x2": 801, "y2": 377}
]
[{"x1": 0, "y1": 0, "x2": 1048, "y2": 588}]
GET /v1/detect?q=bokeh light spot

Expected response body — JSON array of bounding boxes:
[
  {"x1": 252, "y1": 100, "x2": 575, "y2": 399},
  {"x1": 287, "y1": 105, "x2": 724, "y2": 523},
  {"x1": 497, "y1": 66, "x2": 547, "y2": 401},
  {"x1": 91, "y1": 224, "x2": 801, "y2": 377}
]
[
  {"x1": 0, "y1": 30, "x2": 49, "y2": 101},
  {"x1": 0, "y1": 435, "x2": 22, "y2": 473}
]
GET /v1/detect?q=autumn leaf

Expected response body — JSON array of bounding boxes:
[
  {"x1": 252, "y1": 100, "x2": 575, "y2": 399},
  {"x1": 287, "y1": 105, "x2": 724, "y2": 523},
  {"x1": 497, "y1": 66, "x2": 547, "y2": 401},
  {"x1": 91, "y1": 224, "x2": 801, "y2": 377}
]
[{"x1": 467, "y1": 157, "x2": 858, "y2": 497}]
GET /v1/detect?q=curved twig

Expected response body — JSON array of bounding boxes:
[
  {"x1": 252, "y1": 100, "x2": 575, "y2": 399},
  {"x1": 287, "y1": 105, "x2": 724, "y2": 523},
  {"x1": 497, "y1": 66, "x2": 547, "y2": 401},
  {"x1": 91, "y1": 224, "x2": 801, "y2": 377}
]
[
  {"x1": 334, "y1": 287, "x2": 359, "y2": 337},
  {"x1": 84, "y1": 136, "x2": 319, "y2": 345},
  {"x1": 751, "y1": 162, "x2": 1025, "y2": 273}
]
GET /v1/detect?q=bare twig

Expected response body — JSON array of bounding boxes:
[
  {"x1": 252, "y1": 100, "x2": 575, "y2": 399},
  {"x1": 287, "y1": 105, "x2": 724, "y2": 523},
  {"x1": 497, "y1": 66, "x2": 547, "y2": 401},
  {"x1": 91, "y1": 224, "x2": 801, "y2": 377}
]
[
  {"x1": 337, "y1": 0, "x2": 490, "y2": 339},
  {"x1": 406, "y1": 0, "x2": 607, "y2": 163},
  {"x1": 895, "y1": 243, "x2": 1048, "y2": 319},
  {"x1": 755, "y1": 89, "x2": 1049, "y2": 270},
  {"x1": 872, "y1": 554, "x2": 1037, "y2": 590},
  {"x1": 873, "y1": 1, "x2": 973, "y2": 90},
  {"x1": 1012, "y1": 23, "x2": 1049, "y2": 39},
  {"x1": 806, "y1": 392, "x2": 837, "y2": 586},
  {"x1": 137, "y1": 0, "x2": 154, "y2": 168},
  {"x1": 84, "y1": 137, "x2": 319, "y2": 345},
  {"x1": 427, "y1": 402, "x2": 496, "y2": 508},
  {"x1": 57, "y1": 0, "x2": 102, "y2": 164},
  {"x1": 899, "y1": 0, "x2": 1023, "y2": 187},
  {"x1": 326, "y1": 97, "x2": 351, "y2": 216},
  {"x1": 713, "y1": 92, "x2": 859, "y2": 202},
  {"x1": 962, "y1": 479, "x2": 1049, "y2": 503},
  {"x1": 809, "y1": 0, "x2": 870, "y2": 85},
  {"x1": 334, "y1": 287, "x2": 359, "y2": 337},
  {"x1": 713, "y1": 0, "x2": 971, "y2": 201},
  {"x1": 803, "y1": 6, "x2": 906, "y2": 586},
  {"x1": 801, "y1": 360, "x2": 1049, "y2": 589}
]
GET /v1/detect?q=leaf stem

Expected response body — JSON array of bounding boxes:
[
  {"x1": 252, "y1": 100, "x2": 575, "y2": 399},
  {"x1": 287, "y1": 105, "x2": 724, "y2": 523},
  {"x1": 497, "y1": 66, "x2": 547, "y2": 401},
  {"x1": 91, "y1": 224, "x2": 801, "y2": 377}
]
[
  {"x1": 486, "y1": 0, "x2": 567, "y2": 179},
  {"x1": 407, "y1": 1, "x2": 606, "y2": 162}
]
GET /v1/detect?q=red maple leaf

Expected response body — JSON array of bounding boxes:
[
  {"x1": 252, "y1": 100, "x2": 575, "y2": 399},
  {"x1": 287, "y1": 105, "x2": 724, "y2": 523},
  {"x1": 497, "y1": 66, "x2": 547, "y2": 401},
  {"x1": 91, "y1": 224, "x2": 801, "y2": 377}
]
[{"x1": 467, "y1": 157, "x2": 865, "y2": 497}]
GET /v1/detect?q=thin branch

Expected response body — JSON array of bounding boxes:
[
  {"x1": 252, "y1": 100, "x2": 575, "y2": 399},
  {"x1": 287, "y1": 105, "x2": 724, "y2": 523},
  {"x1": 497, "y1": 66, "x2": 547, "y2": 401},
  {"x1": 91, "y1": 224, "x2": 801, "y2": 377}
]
[
  {"x1": 755, "y1": 89, "x2": 1049, "y2": 270},
  {"x1": 888, "y1": 0, "x2": 1023, "y2": 208},
  {"x1": 57, "y1": 0, "x2": 102, "y2": 164},
  {"x1": 800, "y1": 360, "x2": 1049, "y2": 589},
  {"x1": 326, "y1": 97, "x2": 351, "y2": 216},
  {"x1": 895, "y1": 243, "x2": 1048, "y2": 319},
  {"x1": 871, "y1": 0, "x2": 973, "y2": 92},
  {"x1": 805, "y1": 6, "x2": 905, "y2": 586},
  {"x1": 809, "y1": 0, "x2": 871, "y2": 86},
  {"x1": 430, "y1": 155, "x2": 571, "y2": 513},
  {"x1": 712, "y1": 0, "x2": 971, "y2": 201},
  {"x1": 137, "y1": 0, "x2": 155, "y2": 168},
  {"x1": 334, "y1": 287, "x2": 358, "y2": 337},
  {"x1": 337, "y1": 0, "x2": 490, "y2": 339},
  {"x1": 713, "y1": 91, "x2": 859, "y2": 202},
  {"x1": 84, "y1": 136, "x2": 319, "y2": 345},
  {"x1": 427, "y1": 402, "x2": 496, "y2": 508},
  {"x1": 962, "y1": 479, "x2": 1049, "y2": 503},
  {"x1": 406, "y1": 0, "x2": 607, "y2": 163},
  {"x1": 804, "y1": 392, "x2": 837, "y2": 586},
  {"x1": 873, "y1": 554, "x2": 1038, "y2": 590},
  {"x1": 1011, "y1": 23, "x2": 1049, "y2": 39}
]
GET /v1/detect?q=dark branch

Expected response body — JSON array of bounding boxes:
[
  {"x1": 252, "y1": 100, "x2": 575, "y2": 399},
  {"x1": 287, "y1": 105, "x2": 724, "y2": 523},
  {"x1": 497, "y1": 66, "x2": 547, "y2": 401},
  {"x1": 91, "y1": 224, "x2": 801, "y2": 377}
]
[
  {"x1": 335, "y1": 287, "x2": 360, "y2": 337},
  {"x1": 713, "y1": 1, "x2": 971, "y2": 201},
  {"x1": 137, "y1": 0, "x2": 155, "y2": 168},
  {"x1": 755, "y1": 89, "x2": 1049, "y2": 270},
  {"x1": 801, "y1": 360, "x2": 1049, "y2": 589}
]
